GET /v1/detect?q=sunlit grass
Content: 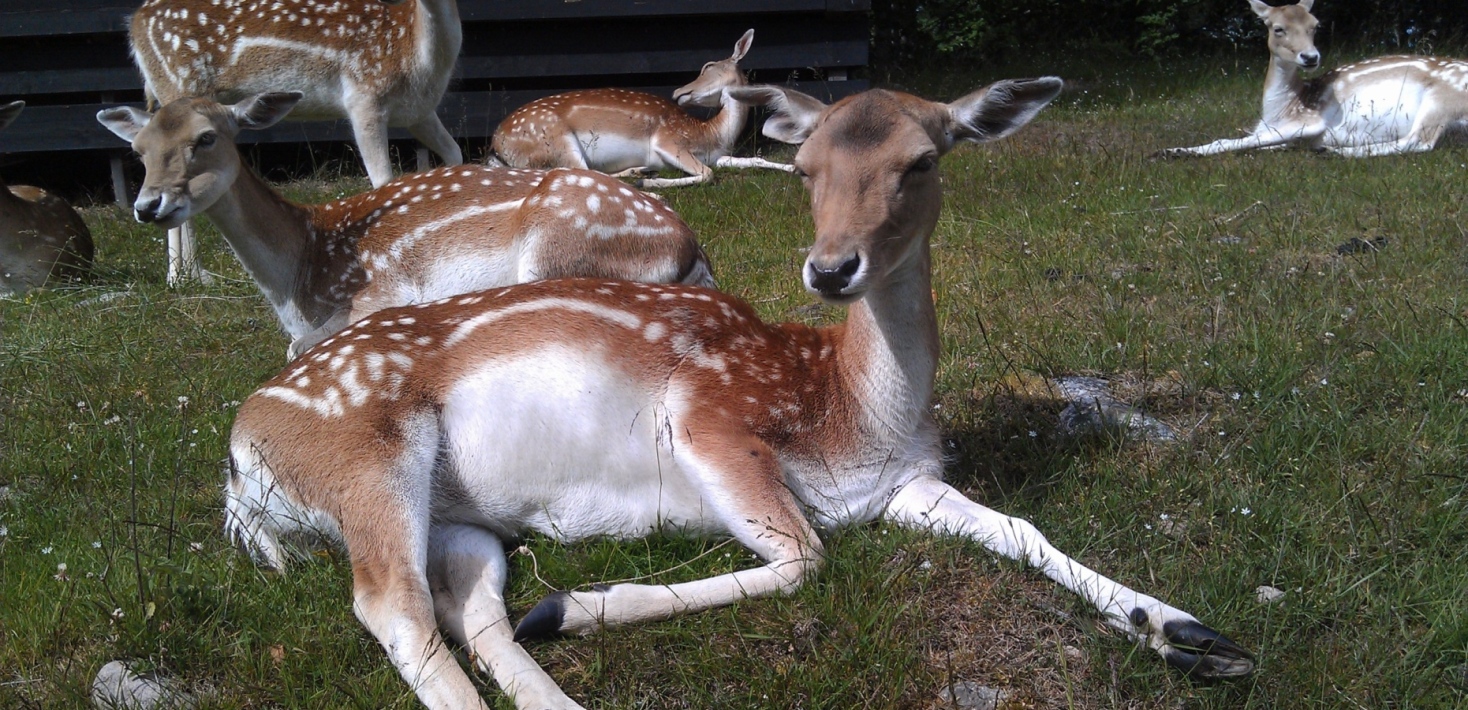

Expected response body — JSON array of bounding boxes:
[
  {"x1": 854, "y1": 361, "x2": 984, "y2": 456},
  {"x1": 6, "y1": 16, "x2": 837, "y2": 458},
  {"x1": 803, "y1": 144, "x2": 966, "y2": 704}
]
[{"x1": 3, "y1": 55, "x2": 1466, "y2": 707}]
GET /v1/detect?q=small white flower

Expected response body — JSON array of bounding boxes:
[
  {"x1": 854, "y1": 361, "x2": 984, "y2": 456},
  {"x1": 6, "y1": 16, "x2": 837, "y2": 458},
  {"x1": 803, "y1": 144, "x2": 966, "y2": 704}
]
[
  {"x1": 112, "y1": 608, "x2": 125, "y2": 620},
  {"x1": 1144, "y1": 523, "x2": 1154, "y2": 530},
  {"x1": 1241, "y1": 507, "x2": 1252, "y2": 516},
  {"x1": 92, "y1": 541, "x2": 102, "y2": 549},
  {"x1": 1320, "y1": 379, "x2": 1328, "y2": 386},
  {"x1": 1291, "y1": 387, "x2": 1301, "y2": 395},
  {"x1": 76, "y1": 401, "x2": 88, "y2": 410},
  {"x1": 41, "y1": 545, "x2": 53, "y2": 554},
  {"x1": 1159, "y1": 513, "x2": 1170, "y2": 520},
  {"x1": 177, "y1": 395, "x2": 190, "y2": 406},
  {"x1": 189, "y1": 542, "x2": 203, "y2": 553},
  {"x1": 0, "y1": 525, "x2": 8, "y2": 537},
  {"x1": 1231, "y1": 393, "x2": 1241, "y2": 401},
  {"x1": 1028, "y1": 430, "x2": 1038, "y2": 438}
]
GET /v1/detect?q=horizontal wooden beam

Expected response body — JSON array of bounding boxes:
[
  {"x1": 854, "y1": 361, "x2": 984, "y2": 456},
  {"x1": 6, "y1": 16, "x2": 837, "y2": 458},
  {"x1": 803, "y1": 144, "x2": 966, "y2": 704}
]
[
  {"x1": 3, "y1": 81, "x2": 869, "y2": 154},
  {"x1": 0, "y1": 0, "x2": 869, "y2": 38}
]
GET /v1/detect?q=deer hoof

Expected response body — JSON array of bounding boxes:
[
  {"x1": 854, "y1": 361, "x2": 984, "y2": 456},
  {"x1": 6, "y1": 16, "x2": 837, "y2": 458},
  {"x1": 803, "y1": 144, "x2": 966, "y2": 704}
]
[
  {"x1": 513, "y1": 591, "x2": 569, "y2": 642},
  {"x1": 1157, "y1": 618, "x2": 1256, "y2": 680}
]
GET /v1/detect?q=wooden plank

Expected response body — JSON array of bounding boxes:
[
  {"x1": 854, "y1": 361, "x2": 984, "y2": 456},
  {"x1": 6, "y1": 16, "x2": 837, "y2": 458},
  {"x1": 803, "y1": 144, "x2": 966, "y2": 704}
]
[
  {"x1": 0, "y1": 67, "x2": 141, "y2": 96},
  {"x1": 0, "y1": 0, "x2": 868, "y2": 38},
  {"x1": 3, "y1": 81, "x2": 869, "y2": 154}
]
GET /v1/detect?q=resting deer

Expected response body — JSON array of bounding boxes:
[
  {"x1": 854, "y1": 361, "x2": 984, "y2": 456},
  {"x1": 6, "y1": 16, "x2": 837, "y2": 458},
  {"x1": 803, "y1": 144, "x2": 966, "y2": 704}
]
[
  {"x1": 1, "y1": 101, "x2": 94, "y2": 295},
  {"x1": 1163, "y1": 0, "x2": 1468, "y2": 157},
  {"x1": 129, "y1": 0, "x2": 465, "y2": 283},
  {"x1": 490, "y1": 29, "x2": 792, "y2": 188},
  {"x1": 98, "y1": 93, "x2": 711, "y2": 359},
  {"x1": 225, "y1": 77, "x2": 1255, "y2": 709}
]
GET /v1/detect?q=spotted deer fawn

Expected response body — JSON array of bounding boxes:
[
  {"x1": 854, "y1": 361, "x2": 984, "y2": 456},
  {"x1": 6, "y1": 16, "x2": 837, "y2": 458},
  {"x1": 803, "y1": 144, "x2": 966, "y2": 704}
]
[
  {"x1": 1, "y1": 101, "x2": 93, "y2": 295},
  {"x1": 490, "y1": 29, "x2": 792, "y2": 188},
  {"x1": 227, "y1": 77, "x2": 1255, "y2": 708},
  {"x1": 128, "y1": 0, "x2": 465, "y2": 283},
  {"x1": 99, "y1": 93, "x2": 711, "y2": 359},
  {"x1": 1163, "y1": 0, "x2": 1468, "y2": 157}
]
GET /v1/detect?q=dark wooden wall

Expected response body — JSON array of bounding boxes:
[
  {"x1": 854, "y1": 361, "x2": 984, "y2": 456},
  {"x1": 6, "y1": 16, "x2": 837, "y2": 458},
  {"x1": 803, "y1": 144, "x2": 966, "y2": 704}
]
[{"x1": 0, "y1": 0, "x2": 870, "y2": 157}]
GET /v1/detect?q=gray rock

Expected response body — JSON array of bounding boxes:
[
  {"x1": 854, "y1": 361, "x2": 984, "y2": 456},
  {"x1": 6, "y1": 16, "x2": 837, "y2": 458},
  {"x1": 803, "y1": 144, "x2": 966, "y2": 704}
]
[
  {"x1": 1255, "y1": 585, "x2": 1286, "y2": 604},
  {"x1": 91, "y1": 661, "x2": 194, "y2": 710},
  {"x1": 938, "y1": 681, "x2": 1008, "y2": 710},
  {"x1": 1054, "y1": 376, "x2": 1175, "y2": 442}
]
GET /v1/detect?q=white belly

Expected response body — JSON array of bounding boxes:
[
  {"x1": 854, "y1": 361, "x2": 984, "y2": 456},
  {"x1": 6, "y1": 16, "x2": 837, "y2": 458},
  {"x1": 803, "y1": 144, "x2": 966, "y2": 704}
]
[
  {"x1": 1323, "y1": 78, "x2": 1429, "y2": 146},
  {"x1": 437, "y1": 347, "x2": 716, "y2": 540},
  {"x1": 574, "y1": 132, "x2": 656, "y2": 173}
]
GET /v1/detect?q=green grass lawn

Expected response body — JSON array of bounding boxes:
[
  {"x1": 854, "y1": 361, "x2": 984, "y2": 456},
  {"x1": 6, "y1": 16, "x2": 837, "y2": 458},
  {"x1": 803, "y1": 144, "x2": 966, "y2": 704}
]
[{"x1": 3, "y1": 55, "x2": 1466, "y2": 708}]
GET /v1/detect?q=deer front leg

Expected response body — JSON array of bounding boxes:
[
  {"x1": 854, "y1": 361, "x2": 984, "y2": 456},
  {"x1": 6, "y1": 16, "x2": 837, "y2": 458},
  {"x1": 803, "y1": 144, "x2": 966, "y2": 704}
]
[
  {"x1": 407, "y1": 112, "x2": 465, "y2": 169},
  {"x1": 1161, "y1": 121, "x2": 1322, "y2": 157},
  {"x1": 428, "y1": 525, "x2": 585, "y2": 710},
  {"x1": 884, "y1": 476, "x2": 1255, "y2": 680},
  {"x1": 715, "y1": 155, "x2": 796, "y2": 172},
  {"x1": 515, "y1": 438, "x2": 823, "y2": 639},
  {"x1": 635, "y1": 140, "x2": 714, "y2": 188}
]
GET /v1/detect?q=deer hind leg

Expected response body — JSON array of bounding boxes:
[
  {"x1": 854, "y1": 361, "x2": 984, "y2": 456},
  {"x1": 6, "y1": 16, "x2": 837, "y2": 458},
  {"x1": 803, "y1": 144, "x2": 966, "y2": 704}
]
[
  {"x1": 407, "y1": 113, "x2": 465, "y2": 170},
  {"x1": 885, "y1": 476, "x2": 1255, "y2": 680},
  {"x1": 514, "y1": 437, "x2": 823, "y2": 639},
  {"x1": 345, "y1": 97, "x2": 395, "y2": 188},
  {"x1": 428, "y1": 525, "x2": 585, "y2": 710}
]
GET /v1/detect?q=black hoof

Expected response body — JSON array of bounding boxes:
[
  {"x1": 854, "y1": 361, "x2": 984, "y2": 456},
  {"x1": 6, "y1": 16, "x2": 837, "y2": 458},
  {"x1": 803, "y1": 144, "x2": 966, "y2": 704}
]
[
  {"x1": 1160, "y1": 619, "x2": 1257, "y2": 680},
  {"x1": 513, "y1": 591, "x2": 569, "y2": 642}
]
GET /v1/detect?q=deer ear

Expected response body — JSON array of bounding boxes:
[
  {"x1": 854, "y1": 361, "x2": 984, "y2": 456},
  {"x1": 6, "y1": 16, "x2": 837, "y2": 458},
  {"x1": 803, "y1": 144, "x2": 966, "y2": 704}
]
[
  {"x1": 0, "y1": 101, "x2": 23, "y2": 131},
  {"x1": 230, "y1": 92, "x2": 304, "y2": 131},
  {"x1": 1297, "y1": 0, "x2": 1314, "y2": 11},
  {"x1": 1248, "y1": 0, "x2": 1274, "y2": 19},
  {"x1": 731, "y1": 29, "x2": 754, "y2": 62},
  {"x1": 946, "y1": 77, "x2": 1063, "y2": 147},
  {"x1": 96, "y1": 105, "x2": 153, "y2": 142},
  {"x1": 728, "y1": 85, "x2": 826, "y2": 145}
]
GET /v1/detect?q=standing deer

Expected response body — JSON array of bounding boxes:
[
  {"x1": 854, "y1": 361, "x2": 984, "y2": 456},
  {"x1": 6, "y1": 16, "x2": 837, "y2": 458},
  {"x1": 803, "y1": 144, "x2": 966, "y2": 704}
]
[
  {"x1": 98, "y1": 93, "x2": 710, "y2": 359},
  {"x1": 1163, "y1": 0, "x2": 1468, "y2": 157},
  {"x1": 1, "y1": 101, "x2": 94, "y2": 295},
  {"x1": 225, "y1": 78, "x2": 1254, "y2": 709},
  {"x1": 128, "y1": 0, "x2": 464, "y2": 283},
  {"x1": 490, "y1": 29, "x2": 792, "y2": 188}
]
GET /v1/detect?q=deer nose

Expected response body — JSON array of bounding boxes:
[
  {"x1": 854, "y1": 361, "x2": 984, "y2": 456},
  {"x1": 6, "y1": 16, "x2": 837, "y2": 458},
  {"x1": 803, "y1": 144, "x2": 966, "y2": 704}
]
[
  {"x1": 1300, "y1": 52, "x2": 1320, "y2": 68},
  {"x1": 134, "y1": 196, "x2": 162, "y2": 223},
  {"x1": 807, "y1": 254, "x2": 862, "y2": 296}
]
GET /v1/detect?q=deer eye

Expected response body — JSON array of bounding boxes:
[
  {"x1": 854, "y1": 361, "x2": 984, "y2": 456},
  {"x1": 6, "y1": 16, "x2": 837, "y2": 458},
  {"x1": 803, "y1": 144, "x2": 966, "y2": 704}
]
[
  {"x1": 196, "y1": 132, "x2": 217, "y2": 149},
  {"x1": 906, "y1": 156, "x2": 937, "y2": 176},
  {"x1": 1273, "y1": 27, "x2": 1285, "y2": 35}
]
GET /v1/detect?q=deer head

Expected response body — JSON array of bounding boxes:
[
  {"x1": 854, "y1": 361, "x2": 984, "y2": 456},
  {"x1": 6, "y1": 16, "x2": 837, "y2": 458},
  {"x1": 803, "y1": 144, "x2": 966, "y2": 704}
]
[
  {"x1": 673, "y1": 29, "x2": 755, "y2": 109},
  {"x1": 98, "y1": 93, "x2": 303, "y2": 229},
  {"x1": 1251, "y1": 0, "x2": 1321, "y2": 69}
]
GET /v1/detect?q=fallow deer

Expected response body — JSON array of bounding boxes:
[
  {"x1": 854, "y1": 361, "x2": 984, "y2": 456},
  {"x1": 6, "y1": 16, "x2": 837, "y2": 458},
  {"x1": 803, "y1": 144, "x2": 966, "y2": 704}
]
[
  {"x1": 129, "y1": 0, "x2": 465, "y2": 283},
  {"x1": 226, "y1": 78, "x2": 1254, "y2": 709},
  {"x1": 490, "y1": 29, "x2": 793, "y2": 188},
  {"x1": 1, "y1": 101, "x2": 94, "y2": 295},
  {"x1": 98, "y1": 93, "x2": 711, "y2": 359},
  {"x1": 1163, "y1": 0, "x2": 1468, "y2": 157}
]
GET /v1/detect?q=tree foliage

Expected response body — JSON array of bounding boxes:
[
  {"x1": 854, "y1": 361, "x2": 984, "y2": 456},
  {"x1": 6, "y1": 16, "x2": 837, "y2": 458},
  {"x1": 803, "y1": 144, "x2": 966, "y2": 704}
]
[{"x1": 871, "y1": 0, "x2": 1468, "y2": 67}]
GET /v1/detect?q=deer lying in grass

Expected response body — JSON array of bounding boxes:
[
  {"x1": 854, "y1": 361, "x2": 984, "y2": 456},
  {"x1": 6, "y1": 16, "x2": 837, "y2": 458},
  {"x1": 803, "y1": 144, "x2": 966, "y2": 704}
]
[
  {"x1": 98, "y1": 93, "x2": 711, "y2": 359},
  {"x1": 490, "y1": 29, "x2": 792, "y2": 188},
  {"x1": 0, "y1": 101, "x2": 93, "y2": 295},
  {"x1": 129, "y1": 0, "x2": 465, "y2": 283},
  {"x1": 226, "y1": 77, "x2": 1253, "y2": 709},
  {"x1": 1163, "y1": 0, "x2": 1468, "y2": 157}
]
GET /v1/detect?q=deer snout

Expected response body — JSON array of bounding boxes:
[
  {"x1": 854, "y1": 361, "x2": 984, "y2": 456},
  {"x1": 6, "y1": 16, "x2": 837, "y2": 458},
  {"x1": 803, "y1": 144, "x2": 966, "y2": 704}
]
[
  {"x1": 132, "y1": 191, "x2": 187, "y2": 227},
  {"x1": 805, "y1": 253, "x2": 864, "y2": 299},
  {"x1": 1299, "y1": 51, "x2": 1321, "y2": 69}
]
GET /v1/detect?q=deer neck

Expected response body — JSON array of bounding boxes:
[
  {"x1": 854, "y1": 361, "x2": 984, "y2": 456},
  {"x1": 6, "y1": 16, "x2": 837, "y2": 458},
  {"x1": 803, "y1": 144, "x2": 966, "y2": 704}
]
[
  {"x1": 697, "y1": 87, "x2": 751, "y2": 160},
  {"x1": 832, "y1": 242, "x2": 940, "y2": 443},
  {"x1": 1262, "y1": 56, "x2": 1308, "y2": 123},
  {"x1": 201, "y1": 165, "x2": 322, "y2": 328}
]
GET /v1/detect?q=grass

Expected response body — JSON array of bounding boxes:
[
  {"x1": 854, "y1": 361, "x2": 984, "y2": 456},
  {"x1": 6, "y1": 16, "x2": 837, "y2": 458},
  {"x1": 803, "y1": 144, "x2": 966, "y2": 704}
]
[{"x1": 3, "y1": 54, "x2": 1467, "y2": 708}]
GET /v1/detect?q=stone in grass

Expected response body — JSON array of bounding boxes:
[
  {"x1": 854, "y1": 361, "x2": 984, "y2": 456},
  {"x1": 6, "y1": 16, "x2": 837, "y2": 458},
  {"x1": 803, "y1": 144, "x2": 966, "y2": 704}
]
[
  {"x1": 92, "y1": 661, "x2": 195, "y2": 710},
  {"x1": 1053, "y1": 376, "x2": 1176, "y2": 443},
  {"x1": 1255, "y1": 585, "x2": 1286, "y2": 604},
  {"x1": 938, "y1": 682, "x2": 1009, "y2": 710}
]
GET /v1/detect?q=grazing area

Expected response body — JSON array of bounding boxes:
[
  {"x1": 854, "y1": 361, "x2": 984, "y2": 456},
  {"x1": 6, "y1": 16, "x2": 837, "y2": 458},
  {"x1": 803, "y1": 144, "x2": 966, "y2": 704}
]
[{"x1": 2, "y1": 56, "x2": 1466, "y2": 708}]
